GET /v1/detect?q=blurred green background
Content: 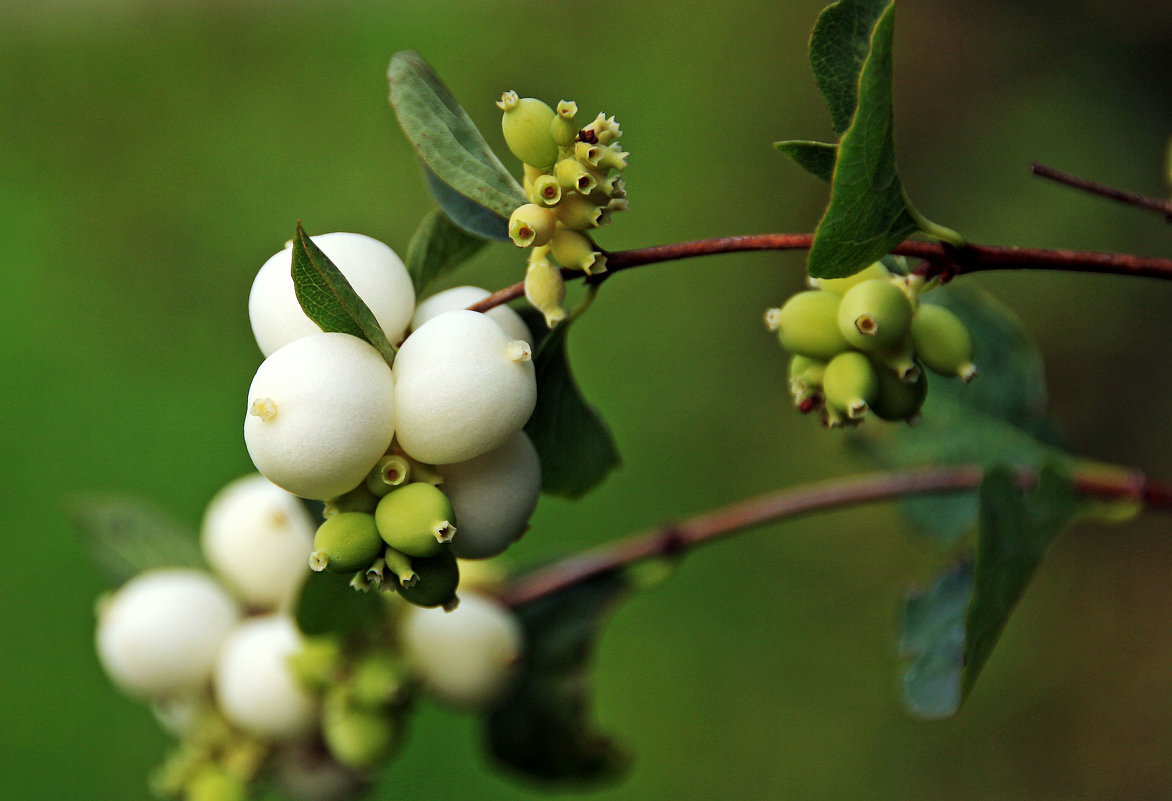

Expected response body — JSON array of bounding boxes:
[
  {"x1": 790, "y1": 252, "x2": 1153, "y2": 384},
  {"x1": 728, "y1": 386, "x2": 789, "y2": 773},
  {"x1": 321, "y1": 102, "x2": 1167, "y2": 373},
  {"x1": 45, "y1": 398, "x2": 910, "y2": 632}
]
[{"x1": 3, "y1": 0, "x2": 1172, "y2": 798}]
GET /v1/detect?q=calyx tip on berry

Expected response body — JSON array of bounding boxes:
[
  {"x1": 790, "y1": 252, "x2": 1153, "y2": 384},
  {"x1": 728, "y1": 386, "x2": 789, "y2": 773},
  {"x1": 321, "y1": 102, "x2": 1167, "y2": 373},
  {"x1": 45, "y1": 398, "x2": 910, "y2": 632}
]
[
  {"x1": 249, "y1": 398, "x2": 277, "y2": 421},
  {"x1": 495, "y1": 90, "x2": 519, "y2": 111}
]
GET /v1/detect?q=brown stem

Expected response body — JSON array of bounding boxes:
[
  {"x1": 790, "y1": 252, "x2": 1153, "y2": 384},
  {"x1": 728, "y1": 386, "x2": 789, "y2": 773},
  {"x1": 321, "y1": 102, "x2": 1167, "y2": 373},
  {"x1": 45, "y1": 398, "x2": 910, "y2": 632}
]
[
  {"x1": 1031, "y1": 161, "x2": 1172, "y2": 221},
  {"x1": 499, "y1": 464, "x2": 1172, "y2": 608},
  {"x1": 466, "y1": 234, "x2": 1172, "y2": 314}
]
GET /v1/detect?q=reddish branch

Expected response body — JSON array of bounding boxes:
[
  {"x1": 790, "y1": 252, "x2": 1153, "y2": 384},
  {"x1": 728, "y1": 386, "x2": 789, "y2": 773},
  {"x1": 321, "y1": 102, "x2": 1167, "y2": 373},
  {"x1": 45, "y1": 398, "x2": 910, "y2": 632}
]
[
  {"x1": 466, "y1": 235, "x2": 1172, "y2": 314},
  {"x1": 1030, "y1": 161, "x2": 1172, "y2": 221},
  {"x1": 500, "y1": 464, "x2": 1172, "y2": 608}
]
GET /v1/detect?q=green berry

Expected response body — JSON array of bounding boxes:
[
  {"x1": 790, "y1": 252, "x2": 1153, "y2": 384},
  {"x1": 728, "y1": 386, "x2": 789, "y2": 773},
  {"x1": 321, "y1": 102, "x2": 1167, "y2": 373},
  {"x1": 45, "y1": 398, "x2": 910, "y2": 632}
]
[
  {"x1": 822, "y1": 351, "x2": 879, "y2": 420},
  {"x1": 769, "y1": 291, "x2": 850, "y2": 361},
  {"x1": 837, "y1": 279, "x2": 914, "y2": 352},
  {"x1": 396, "y1": 549, "x2": 460, "y2": 609},
  {"x1": 497, "y1": 92, "x2": 558, "y2": 169},
  {"x1": 374, "y1": 483, "x2": 456, "y2": 558},
  {"x1": 508, "y1": 203, "x2": 557, "y2": 248},
  {"x1": 322, "y1": 699, "x2": 401, "y2": 772},
  {"x1": 310, "y1": 513, "x2": 383, "y2": 574},
  {"x1": 185, "y1": 766, "x2": 247, "y2": 801},
  {"x1": 554, "y1": 192, "x2": 604, "y2": 230},
  {"x1": 348, "y1": 654, "x2": 409, "y2": 709},
  {"x1": 549, "y1": 228, "x2": 605, "y2": 274},
  {"x1": 554, "y1": 158, "x2": 597, "y2": 195},
  {"x1": 813, "y1": 261, "x2": 891, "y2": 295},
  {"x1": 869, "y1": 361, "x2": 928, "y2": 422},
  {"x1": 869, "y1": 338, "x2": 920, "y2": 383},
  {"x1": 324, "y1": 484, "x2": 379, "y2": 516},
  {"x1": 910, "y1": 303, "x2": 977, "y2": 381},
  {"x1": 365, "y1": 454, "x2": 411, "y2": 497},
  {"x1": 550, "y1": 100, "x2": 579, "y2": 147},
  {"x1": 787, "y1": 354, "x2": 825, "y2": 392},
  {"x1": 528, "y1": 174, "x2": 562, "y2": 207}
]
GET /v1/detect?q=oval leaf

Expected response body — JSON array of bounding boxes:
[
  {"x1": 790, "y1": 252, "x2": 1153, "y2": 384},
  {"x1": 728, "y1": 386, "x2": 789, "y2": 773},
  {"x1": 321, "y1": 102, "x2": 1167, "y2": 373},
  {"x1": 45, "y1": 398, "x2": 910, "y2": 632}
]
[
  {"x1": 810, "y1": 0, "x2": 890, "y2": 136},
  {"x1": 69, "y1": 495, "x2": 205, "y2": 587},
  {"x1": 406, "y1": 207, "x2": 488, "y2": 296},
  {"x1": 774, "y1": 140, "x2": 837, "y2": 182}
]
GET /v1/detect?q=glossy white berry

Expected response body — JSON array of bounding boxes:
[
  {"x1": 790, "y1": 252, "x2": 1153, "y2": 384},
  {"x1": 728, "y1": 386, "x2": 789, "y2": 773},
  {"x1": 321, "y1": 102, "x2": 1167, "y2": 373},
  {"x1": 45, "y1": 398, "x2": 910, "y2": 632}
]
[
  {"x1": 245, "y1": 332, "x2": 396, "y2": 500},
  {"x1": 249, "y1": 232, "x2": 415, "y2": 357},
  {"x1": 441, "y1": 431, "x2": 541, "y2": 560},
  {"x1": 214, "y1": 614, "x2": 317, "y2": 740},
  {"x1": 399, "y1": 591, "x2": 523, "y2": 710},
  {"x1": 95, "y1": 568, "x2": 240, "y2": 698},
  {"x1": 411, "y1": 285, "x2": 534, "y2": 346},
  {"x1": 200, "y1": 473, "x2": 316, "y2": 609},
  {"x1": 393, "y1": 310, "x2": 536, "y2": 465}
]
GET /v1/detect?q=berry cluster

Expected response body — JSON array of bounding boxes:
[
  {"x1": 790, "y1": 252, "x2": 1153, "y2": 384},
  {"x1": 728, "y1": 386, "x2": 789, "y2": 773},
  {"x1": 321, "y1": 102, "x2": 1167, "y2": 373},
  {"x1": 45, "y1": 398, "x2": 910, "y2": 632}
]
[
  {"x1": 496, "y1": 92, "x2": 629, "y2": 326},
  {"x1": 95, "y1": 474, "x2": 525, "y2": 801},
  {"x1": 764, "y1": 261, "x2": 978, "y2": 427},
  {"x1": 245, "y1": 233, "x2": 542, "y2": 606}
]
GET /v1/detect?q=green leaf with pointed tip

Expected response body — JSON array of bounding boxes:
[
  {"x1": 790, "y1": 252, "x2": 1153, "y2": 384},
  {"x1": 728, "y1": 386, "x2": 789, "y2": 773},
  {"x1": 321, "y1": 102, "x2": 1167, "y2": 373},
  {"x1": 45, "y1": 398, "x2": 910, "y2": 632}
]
[
  {"x1": 485, "y1": 570, "x2": 631, "y2": 785},
  {"x1": 69, "y1": 495, "x2": 204, "y2": 587},
  {"x1": 423, "y1": 166, "x2": 511, "y2": 241},
  {"x1": 900, "y1": 560, "x2": 971, "y2": 720},
  {"x1": 807, "y1": 4, "x2": 923, "y2": 279},
  {"x1": 774, "y1": 140, "x2": 837, "y2": 182},
  {"x1": 810, "y1": 0, "x2": 890, "y2": 135},
  {"x1": 406, "y1": 207, "x2": 488, "y2": 296},
  {"x1": 295, "y1": 570, "x2": 384, "y2": 637},
  {"x1": 965, "y1": 464, "x2": 1078, "y2": 694},
  {"x1": 388, "y1": 51, "x2": 526, "y2": 223},
  {"x1": 524, "y1": 313, "x2": 621, "y2": 499},
  {"x1": 291, "y1": 222, "x2": 397, "y2": 365}
]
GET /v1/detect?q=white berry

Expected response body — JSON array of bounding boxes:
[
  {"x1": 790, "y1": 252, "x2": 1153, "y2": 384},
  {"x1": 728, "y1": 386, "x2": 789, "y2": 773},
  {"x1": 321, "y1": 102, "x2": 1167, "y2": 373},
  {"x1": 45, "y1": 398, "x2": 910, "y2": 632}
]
[
  {"x1": 393, "y1": 310, "x2": 536, "y2": 465},
  {"x1": 249, "y1": 232, "x2": 415, "y2": 357},
  {"x1": 201, "y1": 473, "x2": 316, "y2": 609},
  {"x1": 95, "y1": 568, "x2": 240, "y2": 698},
  {"x1": 441, "y1": 431, "x2": 541, "y2": 560},
  {"x1": 214, "y1": 614, "x2": 317, "y2": 740},
  {"x1": 244, "y1": 332, "x2": 396, "y2": 500},
  {"x1": 411, "y1": 285, "x2": 534, "y2": 347}
]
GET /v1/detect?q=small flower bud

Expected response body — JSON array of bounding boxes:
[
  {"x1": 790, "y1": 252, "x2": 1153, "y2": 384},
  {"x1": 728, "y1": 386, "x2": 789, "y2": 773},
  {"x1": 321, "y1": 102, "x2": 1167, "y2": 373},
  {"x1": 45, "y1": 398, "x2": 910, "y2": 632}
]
[
  {"x1": 528, "y1": 174, "x2": 563, "y2": 207},
  {"x1": 508, "y1": 203, "x2": 557, "y2": 248},
  {"x1": 549, "y1": 228, "x2": 606, "y2": 274},
  {"x1": 550, "y1": 99, "x2": 579, "y2": 147},
  {"x1": 525, "y1": 250, "x2": 567, "y2": 328},
  {"x1": 554, "y1": 192, "x2": 604, "y2": 230},
  {"x1": 581, "y1": 112, "x2": 622, "y2": 145},
  {"x1": 554, "y1": 158, "x2": 598, "y2": 195}
]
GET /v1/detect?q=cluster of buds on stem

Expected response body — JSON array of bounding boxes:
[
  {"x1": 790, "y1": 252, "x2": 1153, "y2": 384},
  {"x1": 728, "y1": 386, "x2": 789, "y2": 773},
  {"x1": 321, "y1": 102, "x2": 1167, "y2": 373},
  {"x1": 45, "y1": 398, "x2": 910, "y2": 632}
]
[{"x1": 497, "y1": 91, "x2": 629, "y2": 326}]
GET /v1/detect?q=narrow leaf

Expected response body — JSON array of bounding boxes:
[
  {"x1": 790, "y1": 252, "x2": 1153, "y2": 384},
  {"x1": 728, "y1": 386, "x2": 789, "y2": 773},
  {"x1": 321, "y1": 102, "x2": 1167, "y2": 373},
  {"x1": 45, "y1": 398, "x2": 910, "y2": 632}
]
[
  {"x1": 524, "y1": 316, "x2": 621, "y2": 498},
  {"x1": 809, "y1": 0, "x2": 890, "y2": 135},
  {"x1": 406, "y1": 207, "x2": 488, "y2": 296},
  {"x1": 807, "y1": 3, "x2": 921, "y2": 279},
  {"x1": 485, "y1": 571, "x2": 631, "y2": 784},
  {"x1": 774, "y1": 140, "x2": 837, "y2": 182},
  {"x1": 964, "y1": 464, "x2": 1078, "y2": 693},
  {"x1": 900, "y1": 560, "x2": 971, "y2": 720},
  {"x1": 388, "y1": 51, "x2": 526, "y2": 222},
  {"x1": 69, "y1": 495, "x2": 204, "y2": 586},
  {"x1": 295, "y1": 571, "x2": 384, "y2": 637},
  {"x1": 291, "y1": 222, "x2": 397, "y2": 365}
]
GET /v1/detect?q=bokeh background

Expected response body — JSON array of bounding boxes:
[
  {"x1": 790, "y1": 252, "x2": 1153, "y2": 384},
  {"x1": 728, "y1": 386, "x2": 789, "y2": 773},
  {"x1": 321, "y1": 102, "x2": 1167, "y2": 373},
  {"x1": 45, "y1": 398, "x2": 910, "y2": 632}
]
[{"x1": 3, "y1": 0, "x2": 1172, "y2": 798}]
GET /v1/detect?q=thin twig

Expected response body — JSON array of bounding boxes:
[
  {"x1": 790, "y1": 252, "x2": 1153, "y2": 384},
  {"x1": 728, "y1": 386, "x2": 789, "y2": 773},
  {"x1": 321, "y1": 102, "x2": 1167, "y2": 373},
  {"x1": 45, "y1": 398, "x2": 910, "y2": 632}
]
[
  {"x1": 1031, "y1": 161, "x2": 1172, "y2": 221},
  {"x1": 499, "y1": 464, "x2": 1172, "y2": 608}
]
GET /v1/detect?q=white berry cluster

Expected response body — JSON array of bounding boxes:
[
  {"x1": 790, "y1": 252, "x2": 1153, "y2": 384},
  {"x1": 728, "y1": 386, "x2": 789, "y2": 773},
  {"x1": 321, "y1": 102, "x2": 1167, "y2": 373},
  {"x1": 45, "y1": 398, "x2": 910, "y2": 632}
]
[
  {"x1": 244, "y1": 232, "x2": 543, "y2": 607},
  {"x1": 94, "y1": 472, "x2": 525, "y2": 801}
]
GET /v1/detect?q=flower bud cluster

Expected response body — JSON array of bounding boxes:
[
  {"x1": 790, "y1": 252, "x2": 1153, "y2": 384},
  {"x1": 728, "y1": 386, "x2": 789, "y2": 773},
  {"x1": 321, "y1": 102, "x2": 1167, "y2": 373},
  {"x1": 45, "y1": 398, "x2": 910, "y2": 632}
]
[
  {"x1": 94, "y1": 471, "x2": 527, "y2": 800},
  {"x1": 763, "y1": 262, "x2": 978, "y2": 427},
  {"x1": 496, "y1": 92, "x2": 629, "y2": 326}
]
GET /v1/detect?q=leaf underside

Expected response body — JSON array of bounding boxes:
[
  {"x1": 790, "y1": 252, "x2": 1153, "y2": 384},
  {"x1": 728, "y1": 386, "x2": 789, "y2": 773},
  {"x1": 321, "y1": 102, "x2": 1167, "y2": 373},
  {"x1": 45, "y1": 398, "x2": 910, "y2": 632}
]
[
  {"x1": 774, "y1": 140, "x2": 837, "y2": 182},
  {"x1": 405, "y1": 206, "x2": 488, "y2": 296}
]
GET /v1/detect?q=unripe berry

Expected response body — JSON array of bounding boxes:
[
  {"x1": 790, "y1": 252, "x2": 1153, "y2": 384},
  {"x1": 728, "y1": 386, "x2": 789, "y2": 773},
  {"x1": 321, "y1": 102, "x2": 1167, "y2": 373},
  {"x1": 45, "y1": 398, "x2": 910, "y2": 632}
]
[
  {"x1": 410, "y1": 285, "x2": 533, "y2": 347},
  {"x1": 96, "y1": 569, "x2": 240, "y2": 698},
  {"x1": 508, "y1": 203, "x2": 557, "y2": 248},
  {"x1": 549, "y1": 228, "x2": 605, "y2": 274},
  {"x1": 787, "y1": 354, "x2": 826, "y2": 391},
  {"x1": 374, "y1": 482, "x2": 456, "y2": 557},
  {"x1": 310, "y1": 512, "x2": 384, "y2": 574},
  {"x1": 440, "y1": 432, "x2": 541, "y2": 560},
  {"x1": 525, "y1": 248, "x2": 567, "y2": 328},
  {"x1": 214, "y1": 615, "x2": 317, "y2": 740},
  {"x1": 348, "y1": 654, "x2": 409, "y2": 709},
  {"x1": 395, "y1": 549, "x2": 460, "y2": 609},
  {"x1": 322, "y1": 701, "x2": 400, "y2": 772},
  {"x1": 813, "y1": 261, "x2": 891, "y2": 295},
  {"x1": 201, "y1": 473, "x2": 315, "y2": 610},
  {"x1": 769, "y1": 291, "x2": 850, "y2": 361},
  {"x1": 185, "y1": 766, "x2": 247, "y2": 801},
  {"x1": 497, "y1": 92, "x2": 558, "y2": 169},
  {"x1": 822, "y1": 351, "x2": 879, "y2": 420},
  {"x1": 869, "y1": 361, "x2": 928, "y2": 422},
  {"x1": 910, "y1": 303, "x2": 978, "y2": 381},
  {"x1": 399, "y1": 592, "x2": 523, "y2": 710},
  {"x1": 554, "y1": 158, "x2": 598, "y2": 195},
  {"x1": 392, "y1": 310, "x2": 536, "y2": 465},
  {"x1": 837, "y1": 279, "x2": 914, "y2": 352},
  {"x1": 365, "y1": 454, "x2": 411, "y2": 497},
  {"x1": 549, "y1": 100, "x2": 579, "y2": 147},
  {"x1": 554, "y1": 192, "x2": 604, "y2": 230},
  {"x1": 244, "y1": 332, "x2": 396, "y2": 501},
  {"x1": 528, "y1": 173, "x2": 563, "y2": 207},
  {"x1": 248, "y1": 232, "x2": 414, "y2": 358}
]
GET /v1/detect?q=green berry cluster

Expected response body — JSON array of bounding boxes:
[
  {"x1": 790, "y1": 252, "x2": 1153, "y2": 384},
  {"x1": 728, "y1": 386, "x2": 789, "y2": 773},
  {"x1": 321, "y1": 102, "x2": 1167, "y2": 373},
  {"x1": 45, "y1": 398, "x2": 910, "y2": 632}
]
[
  {"x1": 497, "y1": 91, "x2": 629, "y2": 326},
  {"x1": 764, "y1": 261, "x2": 978, "y2": 427},
  {"x1": 310, "y1": 450, "x2": 461, "y2": 611}
]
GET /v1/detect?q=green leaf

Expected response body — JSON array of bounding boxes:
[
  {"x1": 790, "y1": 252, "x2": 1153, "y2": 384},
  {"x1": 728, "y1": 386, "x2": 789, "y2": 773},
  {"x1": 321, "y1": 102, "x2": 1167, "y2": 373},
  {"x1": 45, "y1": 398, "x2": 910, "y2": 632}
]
[
  {"x1": 855, "y1": 283, "x2": 1069, "y2": 546},
  {"x1": 524, "y1": 314, "x2": 621, "y2": 499},
  {"x1": 900, "y1": 560, "x2": 971, "y2": 720},
  {"x1": 388, "y1": 51, "x2": 526, "y2": 224},
  {"x1": 291, "y1": 222, "x2": 397, "y2": 365},
  {"x1": 965, "y1": 464, "x2": 1078, "y2": 694},
  {"x1": 809, "y1": 0, "x2": 890, "y2": 135},
  {"x1": 485, "y1": 570, "x2": 631, "y2": 785},
  {"x1": 423, "y1": 167, "x2": 512, "y2": 241},
  {"x1": 774, "y1": 140, "x2": 837, "y2": 182},
  {"x1": 294, "y1": 570, "x2": 385, "y2": 638},
  {"x1": 405, "y1": 207, "x2": 488, "y2": 296},
  {"x1": 69, "y1": 495, "x2": 204, "y2": 586},
  {"x1": 807, "y1": 4, "x2": 923, "y2": 279}
]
